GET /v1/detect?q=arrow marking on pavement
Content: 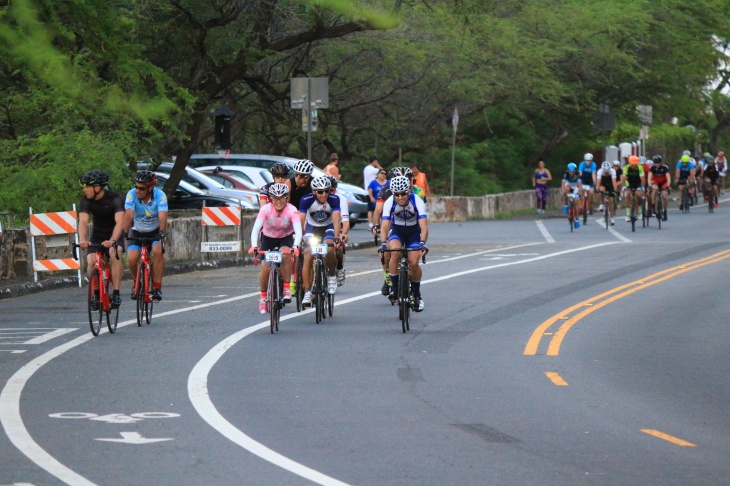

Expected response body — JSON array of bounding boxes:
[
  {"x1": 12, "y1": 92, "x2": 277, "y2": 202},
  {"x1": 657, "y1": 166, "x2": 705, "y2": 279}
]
[{"x1": 94, "y1": 432, "x2": 173, "y2": 445}]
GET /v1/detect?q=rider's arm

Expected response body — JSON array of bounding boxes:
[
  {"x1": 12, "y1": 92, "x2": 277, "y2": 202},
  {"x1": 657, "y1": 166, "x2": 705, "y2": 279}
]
[
  {"x1": 110, "y1": 211, "x2": 124, "y2": 243},
  {"x1": 292, "y1": 212, "x2": 303, "y2": 248},
  {"x1": 249, "y1": 217, "x2": 264, "y2": 248},
  {"x1": 159, "y1": 210, "x2": 168, "y2": 233},
  {"x1": 332, "y1": 210, "x2": 341, "y2": 239},
  {"x1": 123, "y1": 208, "x2": 134, "y2": 233},
  {"x1": 418, "y1": 218, "x2": 428, "y2": 244},
  {"x1": 78, "y1": 211, "x2": 90, "y2": 246}
]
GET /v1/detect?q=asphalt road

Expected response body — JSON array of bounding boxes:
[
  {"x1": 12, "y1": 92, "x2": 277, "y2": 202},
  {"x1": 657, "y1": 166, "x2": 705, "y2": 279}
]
[{"x1": 1, "y1": 200, "x2": 729, "y2": 485}]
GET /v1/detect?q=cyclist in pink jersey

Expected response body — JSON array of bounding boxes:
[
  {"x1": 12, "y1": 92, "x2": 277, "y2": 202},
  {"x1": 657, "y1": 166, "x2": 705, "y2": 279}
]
[{"x1": 248, "y1": 183, "x2": 303, "y2": 314}]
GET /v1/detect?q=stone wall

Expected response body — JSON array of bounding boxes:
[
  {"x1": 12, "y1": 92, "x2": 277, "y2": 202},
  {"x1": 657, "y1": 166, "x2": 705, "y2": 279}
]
[{"x1": 427, "y1": 188, "x2": 563, "y2": 222}]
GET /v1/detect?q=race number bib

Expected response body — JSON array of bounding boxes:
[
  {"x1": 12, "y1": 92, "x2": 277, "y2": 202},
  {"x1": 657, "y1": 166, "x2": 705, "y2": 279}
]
[{"x1": 264, "y1": 251, "x2": 283, "y2": 264}]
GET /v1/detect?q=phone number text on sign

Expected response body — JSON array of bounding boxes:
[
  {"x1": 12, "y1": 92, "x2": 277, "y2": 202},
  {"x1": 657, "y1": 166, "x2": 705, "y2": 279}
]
[{"x1": 201, "y1": 242, "x2": 241, "y2": 252}]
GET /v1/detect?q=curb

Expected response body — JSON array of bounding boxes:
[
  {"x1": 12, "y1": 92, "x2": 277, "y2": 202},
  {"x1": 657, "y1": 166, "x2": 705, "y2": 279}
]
[{"x1": 0, "y1": 240, "x2": 378, "y2": 300}]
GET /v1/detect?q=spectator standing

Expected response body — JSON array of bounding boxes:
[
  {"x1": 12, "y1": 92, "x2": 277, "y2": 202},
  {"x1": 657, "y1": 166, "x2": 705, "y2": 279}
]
[
  {"x1": 363, "y1": 155, "x2": 382, "y2": 192},
  {"x1": 410, "y1": 163, "x2": 430, "y2": 203},
  {"x1": 367, "y1": 169, "x2": 388, "y2": 229},
  {"x1": 324, "y1": 152, "x2": 341, "y2": 180},
  {"x1": 532, "y1": 159, "x2": 552, "y2": 215},
  {"x1": 716, "y1": 151, "x2": 727, "y2": 194}
]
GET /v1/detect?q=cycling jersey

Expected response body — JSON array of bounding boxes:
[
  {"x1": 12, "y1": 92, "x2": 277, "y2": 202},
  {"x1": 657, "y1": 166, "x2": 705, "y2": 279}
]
[
  {"x1": 622, "y1": 165, "x2": 644, "y2": 188},
  {"x1": 676, "y1": 161, "x2": 695, "y2": 182},
  {"x1": 288, "y1": 176, "x2": 312, "y2": 210},
  {"x1": 377, "y1": 184, "x2": 424, "y2": 203},
  {"x1": 704, "y1": 164, "x2": 720, "y2": 182},
  {"x1": 382, "y1": 193, "x2": 427, "y2": 227},
  {"x1": 578, "y1": 161, "x2": 596, "y2": 187},
  {"x1": 649, "y1": 164, "x2": 670, "y2": 187},
  {"x1": 299, "y1": 193, "x2": 341, "y2": 227},
  {"x1": 596, "y1": 168, "x2": 616, "y2": 192},
  {"x1": 79, "y1": 190, "x2": 124, "y2": 236},
  {"x1": 124, "y1": 187, "x2": 168, "y2": 233},
  {"x1": 562, "y1": 171, "x2": 581, "y2": 193}
]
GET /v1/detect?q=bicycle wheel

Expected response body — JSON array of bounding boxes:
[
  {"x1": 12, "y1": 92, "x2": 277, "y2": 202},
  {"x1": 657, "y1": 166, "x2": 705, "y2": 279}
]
[
  {"x1": 145, "y1": 264, "x2": 154, "y2": 325},
  {"x1": 102, "y1": 268, "x2": 117, "y2": 334},
  {"x1": 707, "y1": 189, "x2": 714, "y2": 213},
  {"x1": 604, "y1": 204, "x2": 609, "y2": 230},
  {"x1": 631, "y1": 202, "x2": 636, "y2": 232},
  {"x1": 398, "y1": 265, "x2": 409, "y2": 333},
  {"x1": 313, "y1": 259, "x2": 322, "y2": 324},
  {"x1": 135, "y1": 264, "x2": 145, "y2": 327},
  {"x1": 295, "y1": 254, "x2": 304, "y2": 312},
  {"x1": 88, "y1": 269, "x2": 102, "y2": 336},
  {"x1": 268, "y1": 265, "x2": 279, "y2": 334},
  {"x1": 656, "y1": 196, "x2": 663, "y2": 230}
]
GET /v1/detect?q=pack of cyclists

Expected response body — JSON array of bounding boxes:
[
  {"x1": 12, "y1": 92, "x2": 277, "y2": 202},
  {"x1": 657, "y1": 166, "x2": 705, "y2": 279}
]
[{"x1": 559, "y1": 150, "x2": 724, "y2": 226}]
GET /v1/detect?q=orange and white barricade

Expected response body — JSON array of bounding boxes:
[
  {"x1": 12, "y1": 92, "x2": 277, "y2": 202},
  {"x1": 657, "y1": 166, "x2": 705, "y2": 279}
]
[
  {"x1": 201, "y1": 206, "x2": 242, "y2": 258},
  {"x1": 29, "y1": 205, "x2": 82, "y2": 286}
]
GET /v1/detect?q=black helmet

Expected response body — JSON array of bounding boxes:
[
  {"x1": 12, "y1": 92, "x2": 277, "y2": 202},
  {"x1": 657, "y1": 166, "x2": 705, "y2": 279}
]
[
  {"x1": 80, "y1": 170, "x2": 109, "y2": 187},
  {"x1": 134, "y1": 170, "x2": 157, "y2": 186},
  {"x1": 327, "y1": 175, "x2": 338, "y2": 189},
  {"x1": 270, "y1": 162, "x2": 289, "y2": 177},
  {"x1": 652, "y1": 155, "x2": 663, "y2": 164}
]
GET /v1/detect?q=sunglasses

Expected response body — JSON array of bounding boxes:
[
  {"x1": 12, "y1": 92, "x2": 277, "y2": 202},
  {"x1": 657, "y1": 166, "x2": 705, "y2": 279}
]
[
  {"x1": 315, "y1": 190, "x2": 329, "y2": 195},
  {"x1": 295, "y1": 174, "x2": 309, "y2": 179},
  {"x1": 135, "y1": 185, "x2": 149, "y2": 191},
  {"x1": 393, "y1": 192, "x2": 409, "y2": 197}
]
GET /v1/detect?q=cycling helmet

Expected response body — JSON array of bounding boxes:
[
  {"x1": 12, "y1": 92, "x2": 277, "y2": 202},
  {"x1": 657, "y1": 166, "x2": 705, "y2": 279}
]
[
  {"x1": 294, "y1": 159, "x2": 314, "y2": 175},
  {"x1": 390, "y1": 175, "x2": 411, "y2": 194},
  {"x1": 704, "y1": 152, "x2": 711, "y2": 157},
  {"x1": 268, "y1": 183, "x2": 290, "y2": 198},
  {"x1": 652, "y1": 155, "x2": 662, "y2": 163},
  {"x1": 628, "y1": 155, "x2": 639, "y2": 165},
  {"x1": 387, "y1": 167, "x2": 401, "y2": 179},
  {"x1": 681, "y1": 154, "x2": 691, "y2": 163},
  {"x1": 310, "y1": 176, "x2": 331, "y2": 191},
  {"x1": 134, "y1": 170, "x2": 157, "y2": 186},
  {"x1": 601, "y1": 161, "x2": 611, "y2": 171},
  {"x1": 270, "y1": 162, "x2": 289, "y2": 177},
  {"x1": 401, "y1": 167, "x2": 414, "y2": 179},
  {"x1": 584, "y1": 153, "x2": 594, "y2": 161},
  {"x1": 567, "y1": 162, "x2": 577, "y2": 171},
  {"x1": 612, "y1": 160, "x2": 621, "y2": 166},
  {"x1": 327, "y1": 175, "x2": 338, "y2": 189},
  {"x1": 683, "y1": 150, "x2": 692, "y2": 156},
  {"x1": 80, "y1": 170, "x2": 109, "y2": 187}
]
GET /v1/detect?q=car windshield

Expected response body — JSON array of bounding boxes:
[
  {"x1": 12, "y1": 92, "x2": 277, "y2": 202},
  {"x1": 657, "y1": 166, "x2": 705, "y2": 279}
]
[{"x1": 155, "y1": 174, "x2": 206, "y2": 195}]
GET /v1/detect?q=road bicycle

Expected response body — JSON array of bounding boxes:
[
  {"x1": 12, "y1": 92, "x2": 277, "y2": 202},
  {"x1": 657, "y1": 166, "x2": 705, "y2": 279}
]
[
  {"x1": 626, "y1": 188, "x2": 642, "y2": 232},
  {"x1": 679, "y1": 182, "x2": 691, "y2": 213},
  {"x1": 580, "y1": 189, "x2": 590, "y2": 225},
  {"x1": 704, "y1": 182, "x2": 716, "y2": 213},
  {"x1": 653, "y1": 187, "x2": 667, "y2": 229},
  {"x1": 73, "y1": 243, "x2": 119, "y2": 336},
  {"x1": 254, "y1": 248, "x2": 294, "y2": 334},
  {"x1": 305, "y1": 237, "x2": 336, "y2": 324},
  {"x1": 380, "y1": 247, "x2": 427, "y2": 333},
  {"x1": 126, "y1": 236, "x2": 162, "y2": 327},
  {"x1": 566, "y1": 194, "x2": 579, "y2": 232},
  {"x1": 600, "y1": 190, "x2": 611, "y2": 230}
]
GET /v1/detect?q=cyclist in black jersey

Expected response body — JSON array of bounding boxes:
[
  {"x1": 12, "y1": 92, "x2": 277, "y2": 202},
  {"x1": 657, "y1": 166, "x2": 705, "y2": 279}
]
[
  {"x1": 259, "y1": 162, "x2": 292, "y2": 205},
  {"x1": 78, "y1": 170, "x2": 125, "y2": 309},
  {"x1": 703, "y1": 159, "x2": 720, "y2": 208},
  {"x1": 288, "y1": 159, "x2": 314, "y2": 210}
]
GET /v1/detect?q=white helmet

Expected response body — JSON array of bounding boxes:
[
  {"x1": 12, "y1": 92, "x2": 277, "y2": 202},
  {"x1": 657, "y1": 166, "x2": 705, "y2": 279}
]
[
  {"x1": 268, "y1": 183, "x2": 289, "y2": 198},
  {"x1": 310, "y1": 176, "x2": 331, "y2": 191},
  {"x1": 601, "y1": 161, "x2": 611, "y2": 171},
  {"x1": 584, "y1": 153, "x2": 593, "y2": 161},
  {"x1": 390, "y1": 175, "x2": 411, "y2": 194},
  {"x1": 294, "y1": 159, "x2": 314, "y2": 175}
]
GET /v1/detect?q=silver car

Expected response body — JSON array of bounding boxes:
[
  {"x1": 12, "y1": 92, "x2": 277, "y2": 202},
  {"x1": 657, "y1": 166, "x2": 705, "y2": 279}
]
[
  {"x1": 152, "y1": 163, "x2": 259, "y2": 209},
  {"x1": 189, "y1": 154, "x2": 369, "y2": 226}
]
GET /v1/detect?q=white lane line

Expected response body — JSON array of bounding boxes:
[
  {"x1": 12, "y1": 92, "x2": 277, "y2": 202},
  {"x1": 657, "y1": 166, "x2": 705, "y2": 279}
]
[
  {"x1": 2, "y1": 241, "x2": 608, "y2": 486},
  {"x1": 187, "y1": 241, "x2": 618, "y2": 486},
  {"x1": 535, "y1": 220, "x2": 554, "y2": 243}
]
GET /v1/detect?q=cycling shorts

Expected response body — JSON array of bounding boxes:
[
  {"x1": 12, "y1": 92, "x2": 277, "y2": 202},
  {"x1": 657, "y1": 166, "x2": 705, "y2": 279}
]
[
  {"x1": 388, "y1": 224, "x2": 421, "y2": 249},
  {"x1": 303, "y1": 224, "x2": 335, "y2": 244},
  {"x1": 87, "y1": 230, "x2": 115, "y2": 257},
  {"x1": 127, "y1": 228, "x2": 161, "y2": 252},
  {"x1": 260, "y1": 233, "x2": 295, "y2": 252}
]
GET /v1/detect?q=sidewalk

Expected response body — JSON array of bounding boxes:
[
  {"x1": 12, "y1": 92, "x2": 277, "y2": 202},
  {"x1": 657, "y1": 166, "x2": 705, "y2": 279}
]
[{"x1": 0, "y1": 236, "x2": 378, "y2": 300}]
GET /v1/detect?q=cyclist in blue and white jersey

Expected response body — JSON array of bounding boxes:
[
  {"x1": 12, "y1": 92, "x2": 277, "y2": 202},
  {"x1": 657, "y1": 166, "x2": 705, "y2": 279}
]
[
  {"x1": 299, "y1": 176, "x2": 341, "y2": 306},
  {"x1": 561, "y1": 163, "x2": 583, "y2": 215},
  {"x1": 675, "y1": 154, "x2": 696, "y2": 210},
  {"x1": 124, "y1": 170, "x2": 168, "y2": 302},
  {"x1": 378, "y1": 175, "x2": 428, "y2": 312},
  {"x1": 577, "y1": 153, "x2": 597, "y2": 215}
]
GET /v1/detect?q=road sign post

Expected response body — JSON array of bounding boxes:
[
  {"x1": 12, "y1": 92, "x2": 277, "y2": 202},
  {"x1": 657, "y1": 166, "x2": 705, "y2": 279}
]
[{"x1": 291, "y1": 77, "x2": 328, "y2": 162}]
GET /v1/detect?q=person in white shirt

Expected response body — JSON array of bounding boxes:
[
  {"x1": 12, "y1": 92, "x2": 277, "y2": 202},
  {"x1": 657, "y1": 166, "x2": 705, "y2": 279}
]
[{"x1": 363, "y1": 154, "x2": 383, "y2": 227}]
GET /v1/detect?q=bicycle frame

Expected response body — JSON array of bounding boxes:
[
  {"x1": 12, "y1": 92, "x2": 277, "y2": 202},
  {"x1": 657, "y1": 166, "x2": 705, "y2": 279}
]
[
  {"x1": 73, "y1": 243, "x2": 119, "y2": 336},
  {"x1": 381, "y1": 247, "x2": 426, "y2": 333},
  {"x1": 126, "y1": 237, "x2": 159, "y2": 326}
]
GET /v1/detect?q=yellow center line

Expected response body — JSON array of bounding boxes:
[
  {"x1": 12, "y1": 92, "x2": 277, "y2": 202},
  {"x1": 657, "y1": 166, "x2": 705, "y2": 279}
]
[
  {"x1": 641, "y1": 429, "x2": 697, "y2": 447},
  {"x1": 525, "y1": 249, "x2": 730, "y2": 356}
]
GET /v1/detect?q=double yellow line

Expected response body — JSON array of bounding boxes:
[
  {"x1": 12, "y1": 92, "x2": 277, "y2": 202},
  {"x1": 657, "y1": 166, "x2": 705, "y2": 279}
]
[{"x1": 524, "y1": 249, "x2": 730, "y2": 356}]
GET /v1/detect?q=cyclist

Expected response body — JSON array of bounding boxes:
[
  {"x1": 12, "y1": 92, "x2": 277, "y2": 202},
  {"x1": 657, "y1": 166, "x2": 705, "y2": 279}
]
[
  {"x1": 716, "y1": 151, "x2": 727, "y2": 194},
  {"x1": 289, "y1": 159, "x2": 315, "y2": 211},
  {"x1": 620, "y1": 155, "x2": 645, "y2": 222},
  {"x1": 328, "y1": 175, "x2": 350, "y2": 285},
  {"x1": 595, "y1": 161, "x2": 618, "y2": 225},
  {"x1": 259, "y1": 162, "x2": 292, "y2": 205},
  {"x1": 675, "y1": 154, "x2": 696, "y2": 210},
  {"x1": 299, "y1": 176, "x2": 341, "y2": 306},
  {"x1": 561, "y1": 162, "x2": 582, "y2": 216},
  {"x1": 124, "y1": 170, "x2": 168, "y2": 302},
  {"x1": 693, "y1": 152, "x2": 704, "y2": 203},
  {"x1": 379, "y1": 175, "x2": 428, "y2": 312},
  {"x1": 647, "y1": 155, "x2": 671, "y2": 221},
  {"x1": 78, "y1": 170, "x2": 125, "y2": 309},
  {"x1": 248, "y1": 183, "x2": 302, "y2": 314},
  {"x1": 577, "y1": 153, "x2": 597, "y2": 215},
  {"x1": 703, "y1": 157, "x2": 720, "y2": 208}
]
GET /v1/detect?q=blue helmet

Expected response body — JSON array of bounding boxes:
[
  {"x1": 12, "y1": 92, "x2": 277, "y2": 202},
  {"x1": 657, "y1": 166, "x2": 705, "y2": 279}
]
[{"x1": 567, "y1": 162, "x2": 577, "y2": 171}]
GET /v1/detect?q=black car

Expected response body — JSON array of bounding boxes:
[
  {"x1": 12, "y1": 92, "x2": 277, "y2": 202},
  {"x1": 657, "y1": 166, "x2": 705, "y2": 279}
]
[{"x1": 154, "y1": 173, "x2": 242, "y2": 210}]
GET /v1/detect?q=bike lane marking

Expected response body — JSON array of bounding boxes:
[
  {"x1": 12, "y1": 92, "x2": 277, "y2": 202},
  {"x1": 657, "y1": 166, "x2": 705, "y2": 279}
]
[{"x1": 1, "y1": 242, "x2": 612, "y2": 486}]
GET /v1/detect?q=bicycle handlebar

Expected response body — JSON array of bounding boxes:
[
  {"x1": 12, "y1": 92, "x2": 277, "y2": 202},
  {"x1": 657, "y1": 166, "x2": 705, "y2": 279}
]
[
  {"x1": 379, "y1": 247, "x2": 427, "y2": 265},
  {"x1": 72, "y1": 242, "x2": 121, "y2": 261}
]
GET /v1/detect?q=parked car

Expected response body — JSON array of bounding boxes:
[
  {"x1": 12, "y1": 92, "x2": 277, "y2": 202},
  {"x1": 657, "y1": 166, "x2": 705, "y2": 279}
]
[
  {"x1": 196, "y1": 165, "x2": 273, "y2": 190},
  {"x1": 197, "y1": 169, "x2": 259, "y2": 192},
  {"x1": 153, "y1": 173, "x2": 245, "y2": 211},
  {"x1": 146, "y1": 163, "x2": 259, "y2": 209},
  {"x1": 189, "y1": 154, "x2": 369, "y2": 225}
]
